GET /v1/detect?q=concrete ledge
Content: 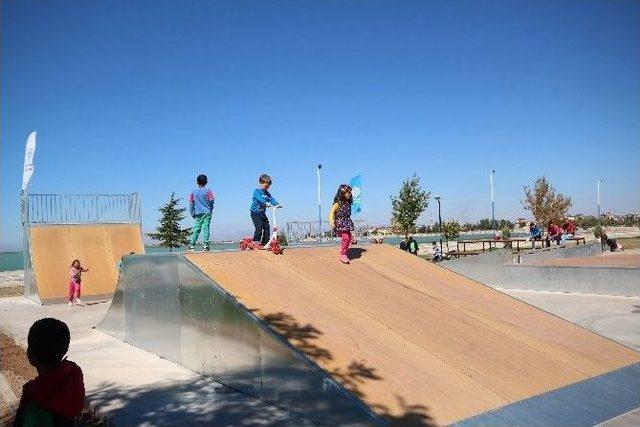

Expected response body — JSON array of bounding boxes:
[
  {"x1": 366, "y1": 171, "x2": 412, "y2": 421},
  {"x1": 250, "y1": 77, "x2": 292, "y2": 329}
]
[
  {"x1": 454, "y1": 362, "x2": 640, "y2": 427},
  {"x1": 503, "y1": 265, "x2": 640, "y2": 297},
  {"x1": 518, "y1": 242, "x2": 602, "y2": 265}
]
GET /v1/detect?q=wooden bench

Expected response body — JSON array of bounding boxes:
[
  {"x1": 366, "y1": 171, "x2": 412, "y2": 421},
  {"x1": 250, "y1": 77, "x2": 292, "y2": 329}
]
[
  {"x1": 447, "y1": 250, "x2": 482, "y2": 259},
  {"x1": 567, "y1": 236, "x2": 586, "y2": 245}
]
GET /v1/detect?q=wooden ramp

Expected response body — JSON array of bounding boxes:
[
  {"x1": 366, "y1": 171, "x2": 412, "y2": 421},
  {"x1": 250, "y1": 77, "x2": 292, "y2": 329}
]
[
  {"x1": 186, "y1": 245, "x2": 640, "y2": 425},
  {"x1": 29, "y1": 224, "x2": 144, "y2": 303}
]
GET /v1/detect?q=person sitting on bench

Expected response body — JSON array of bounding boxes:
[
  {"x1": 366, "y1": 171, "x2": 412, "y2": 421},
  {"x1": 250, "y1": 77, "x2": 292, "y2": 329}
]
[
  {"x1": 529, "y1": 222, "x2": 543, "y2": 247},
  {"x1": 563, "y1": 218, "x2": 577, "y2": 238},
  {"x1": 546, "y1": 222, "x2": 564, "y2": 247}
]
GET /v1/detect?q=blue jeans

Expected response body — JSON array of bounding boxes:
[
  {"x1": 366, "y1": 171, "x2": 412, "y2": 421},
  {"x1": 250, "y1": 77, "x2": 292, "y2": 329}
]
[{"x1": 251, "y1": 211, "x2": 270, "y2": 245}]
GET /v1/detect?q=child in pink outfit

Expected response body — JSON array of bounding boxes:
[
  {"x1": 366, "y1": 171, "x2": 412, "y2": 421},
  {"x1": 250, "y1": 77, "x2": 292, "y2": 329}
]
[
  {"x1": 329, "y1": 184, "x2": 356, "y2": 264},
  {"x1": 68, "y1": 259, "x2": 88, "y2": 306}
]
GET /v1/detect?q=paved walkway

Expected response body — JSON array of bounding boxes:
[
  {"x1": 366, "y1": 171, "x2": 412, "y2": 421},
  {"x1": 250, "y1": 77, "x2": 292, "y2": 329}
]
[
  {"x1": 498, "y1": 289, "x2": 640, "y2": 352},
  {"x1": 0, "y1": 297, "x2": 309, "y2": 426}
]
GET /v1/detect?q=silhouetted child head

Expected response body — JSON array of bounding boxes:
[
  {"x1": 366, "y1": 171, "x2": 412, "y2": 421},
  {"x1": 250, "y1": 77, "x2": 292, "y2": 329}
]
[
  {"x1": 27, "y1": 318, "x2": 70, "y2": 370},
  {"x1": 71, "y1": 259, "x2": 81, "y2": 269},
  {"x1": 197, "y1": 174, "x2": 208, "y2": 186}
]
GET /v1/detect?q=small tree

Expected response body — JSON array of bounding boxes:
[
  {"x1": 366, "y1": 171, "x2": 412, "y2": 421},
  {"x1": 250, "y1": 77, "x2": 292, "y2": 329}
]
[
  {"x1": 147, "y1": 192, "x2": 191, "y2": 251},
  {"x1": 390, "y1": 174, "x2": 430, "y2": 237},
  {"x1": 522, "y1": 177, "x2": 572, "y2": 226},
  {"x1": 440, "y1": 220, "x2": 461, "y2": 250}
]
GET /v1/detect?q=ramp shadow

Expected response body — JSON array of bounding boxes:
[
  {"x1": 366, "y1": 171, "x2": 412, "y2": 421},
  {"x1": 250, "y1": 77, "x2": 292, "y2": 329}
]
[
  {"x1": 88, "y1": 378, "x2": 315, "y2": 426},
  {"x1": 348, "y1": 247, "x2": 367, "y2": 259},
  {"x1": 256, "y1": 309, "x2": 435, "y2": 426}
]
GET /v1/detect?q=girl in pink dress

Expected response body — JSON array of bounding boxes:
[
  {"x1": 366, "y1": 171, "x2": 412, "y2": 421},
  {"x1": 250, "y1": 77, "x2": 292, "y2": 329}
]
[{"x1": 68, "y1": 259, "x2": 89, "y2": 306}]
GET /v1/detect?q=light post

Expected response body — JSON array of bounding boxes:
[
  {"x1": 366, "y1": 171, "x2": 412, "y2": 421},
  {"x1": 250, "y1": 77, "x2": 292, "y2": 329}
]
[
  {"x1": 435, "y1": 195, "x2": 442, "y2": 254},
  {"x1": 490, "y1": 170, "x2": 496, "y2": 233},
  {"x1": 597, "y1": 178, "x2": 602, "y2": 225},
  {"x1": 317, "y1": 164, "x2": 322, "y2": 242}
]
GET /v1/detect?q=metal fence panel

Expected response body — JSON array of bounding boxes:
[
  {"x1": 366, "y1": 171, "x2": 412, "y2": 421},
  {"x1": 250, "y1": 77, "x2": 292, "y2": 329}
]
[
  {"x1": 285, "y1": 219, "x2": 367, "y2": 245},
  {"x1": 26, "y1": 193, "x2": 141, "y2": 224}
]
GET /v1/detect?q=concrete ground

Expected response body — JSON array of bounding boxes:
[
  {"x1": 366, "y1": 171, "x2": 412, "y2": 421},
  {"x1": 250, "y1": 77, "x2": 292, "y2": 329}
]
[
  {"x1": 497, "y1": 289, "x2": 640, "y2": 352},
  {"x1": 0, "y1": 296, "x2": 310, "y2": 426}
]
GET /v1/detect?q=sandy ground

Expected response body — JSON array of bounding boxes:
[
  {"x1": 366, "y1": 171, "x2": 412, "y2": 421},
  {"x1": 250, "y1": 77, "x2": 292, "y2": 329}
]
[{"x1": 187, "y1": 245, "x2": 640, "y2": 425}]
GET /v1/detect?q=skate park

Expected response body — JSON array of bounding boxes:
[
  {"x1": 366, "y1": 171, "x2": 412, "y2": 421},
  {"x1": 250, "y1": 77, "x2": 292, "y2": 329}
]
[{"x1": 2, "y1": 192, "x2": 640, "y2": 426}]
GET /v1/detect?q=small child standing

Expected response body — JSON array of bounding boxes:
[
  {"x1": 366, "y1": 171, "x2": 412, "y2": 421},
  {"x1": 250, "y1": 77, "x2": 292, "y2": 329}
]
[
  {"x1": 329, "y1": 184, "x2": 355, "y2": 264},
  {"x1": 14, "y1": 318, "x2": 85, "y2": 426},
  {"x1": 68, "y1": 260, "x2": 88, "y2": 306},
  {"x1": 189, "y1": 174, "x2": 215, "y2": 251},
  {"x1": 250, "y1": 174, "x2": 279, "y2": 246}
]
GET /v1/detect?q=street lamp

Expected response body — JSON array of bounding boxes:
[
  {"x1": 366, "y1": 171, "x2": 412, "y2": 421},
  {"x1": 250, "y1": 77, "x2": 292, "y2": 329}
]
[
  {"x1": 317, "y1": 164, "x2": 322, "y2": 241},
  {"x1": 490, "y1": 170, "x2": 496, "y2": 233},
  {"x1": 434, "y1": 195, "x2": 442, "y2": 254},
  {"x1": 597, "y1": 178, "x2": 603, "y2": 225}
]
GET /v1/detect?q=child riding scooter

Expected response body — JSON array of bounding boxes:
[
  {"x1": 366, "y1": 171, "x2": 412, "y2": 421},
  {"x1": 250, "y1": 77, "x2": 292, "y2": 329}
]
[{"x1": 239, "y1": 204, "x2": 283, "y2": 254}]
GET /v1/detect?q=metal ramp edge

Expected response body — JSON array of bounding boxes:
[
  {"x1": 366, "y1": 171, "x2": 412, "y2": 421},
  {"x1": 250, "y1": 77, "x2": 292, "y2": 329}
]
[{"x1": 97, "y1": 253, "x2": 383, "y2": 426}]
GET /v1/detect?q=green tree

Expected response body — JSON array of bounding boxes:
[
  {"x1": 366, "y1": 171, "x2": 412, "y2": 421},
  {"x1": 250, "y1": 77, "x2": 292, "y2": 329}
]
[
  {"x1": 522, "y1": 177, "x2": 572, "y2": 226},
  {"x1": 440, "y1": 220, "x2": 461, "y2": 250},
  {"x1": 390, "y1": 174, "x2": 430, "y2": 237},
  {"x1": 497, "y1": 219, "x2": 514, "y2": 230},
  {"x1": 147, "y1": 192, "x2": 191, "y2": 251},
  {"x1": 501, "y1": 226, "x2": 512, "y2": 247},
  {"x1": 478, "y1": 218, "x2": 493, "y2": 230}
]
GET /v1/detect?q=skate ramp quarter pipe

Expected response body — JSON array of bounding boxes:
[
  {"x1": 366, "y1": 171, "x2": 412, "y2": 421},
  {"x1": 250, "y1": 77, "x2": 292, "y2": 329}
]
[
  {"x1": 184, "y1": 245, "x2": 640, "y2": 425},
  {"x1": 97, "y1": 253, "x2": 382, "y2": 426},
  {"x1": 28, "y1": 224, "x2": 144, "y2": 304}
]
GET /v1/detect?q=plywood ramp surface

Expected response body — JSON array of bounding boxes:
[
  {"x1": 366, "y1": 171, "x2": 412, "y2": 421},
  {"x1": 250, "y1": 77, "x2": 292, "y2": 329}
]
[
  {"x1": 30, "y1": 224, "x2": 143, "y2": 302},
  {"x1": 186, "y1": 246, "x2": 640, "y2": 425}
]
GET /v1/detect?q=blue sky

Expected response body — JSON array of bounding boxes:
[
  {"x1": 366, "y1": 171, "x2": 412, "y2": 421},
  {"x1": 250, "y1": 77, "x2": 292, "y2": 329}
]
[{"x1": 2, "y1": 0, "x2": 639, "y2": 248}]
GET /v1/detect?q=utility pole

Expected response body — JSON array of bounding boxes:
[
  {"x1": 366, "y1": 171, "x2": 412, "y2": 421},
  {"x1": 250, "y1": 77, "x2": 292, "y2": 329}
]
[
  {"x1": 317, "y1": 164, "x2": 322, "y2": 242},
  {"x1": 490, "y1": 170, "x2": 496, "y2": 233},
  {"x1": 435, "y1": 195, "x2": 442, "y2": 254},
  {"x1": 597, "y1": 178, "x2": 602, "y2": 225}
]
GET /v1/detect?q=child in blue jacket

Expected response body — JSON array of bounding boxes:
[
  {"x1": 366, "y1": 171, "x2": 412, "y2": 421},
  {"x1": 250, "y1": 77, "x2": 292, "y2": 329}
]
[
  {"x1": 250, "y1": 174, "x2": 279, "y2": 246},
  {"x1": 188, "y1": 174, "x2": 215, "y2": 251}
]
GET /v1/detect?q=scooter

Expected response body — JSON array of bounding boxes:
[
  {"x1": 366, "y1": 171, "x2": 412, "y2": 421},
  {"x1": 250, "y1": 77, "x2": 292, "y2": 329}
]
[{"x1": 239, "y1": 205, "x2": 284, "y2": 255}]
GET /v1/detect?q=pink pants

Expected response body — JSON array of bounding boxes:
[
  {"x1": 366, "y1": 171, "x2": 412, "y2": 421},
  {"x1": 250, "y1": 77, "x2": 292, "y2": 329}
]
[
  {"x1": 69, "y1": 281, "x2": 81, "y2": 302},
  {"x1": 339, "y1": 231, "x2": 352, "y2": 256}
]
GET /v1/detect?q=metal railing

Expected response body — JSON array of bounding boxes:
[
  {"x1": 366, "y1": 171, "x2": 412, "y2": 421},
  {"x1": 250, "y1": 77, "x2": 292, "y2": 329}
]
[
  {"x1": 285, "y1": 219, "x2": 367, "y2": 245},
  {"x1": 25, "y1": 193, "x2": 141, "y2": 224}
]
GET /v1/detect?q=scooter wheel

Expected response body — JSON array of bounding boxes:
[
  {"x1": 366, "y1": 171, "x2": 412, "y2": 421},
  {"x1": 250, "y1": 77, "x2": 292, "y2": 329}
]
[{"x1": 271, "y1": 242, "x2": 282, "y2": 254}]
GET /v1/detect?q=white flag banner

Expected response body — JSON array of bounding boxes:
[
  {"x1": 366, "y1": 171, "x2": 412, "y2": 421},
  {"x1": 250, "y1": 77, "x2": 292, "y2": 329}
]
[{"x1": 22, "y1": 131, "x2": 37, "y2": 190}]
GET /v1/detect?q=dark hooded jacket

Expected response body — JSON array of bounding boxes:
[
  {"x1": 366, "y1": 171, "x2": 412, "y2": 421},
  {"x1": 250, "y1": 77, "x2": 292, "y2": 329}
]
[{"x1": 14, "y1": 360, "x2": 85, "y2": 427}]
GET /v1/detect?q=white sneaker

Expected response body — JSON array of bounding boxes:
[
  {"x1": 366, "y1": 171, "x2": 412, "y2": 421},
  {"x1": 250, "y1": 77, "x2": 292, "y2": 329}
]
[
  {"x1": 75, "y1": 299, "x2": 82, "y2": 305},
  {"x1": 69, "y1": 301, "x2": 73, "y2": 306}
]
